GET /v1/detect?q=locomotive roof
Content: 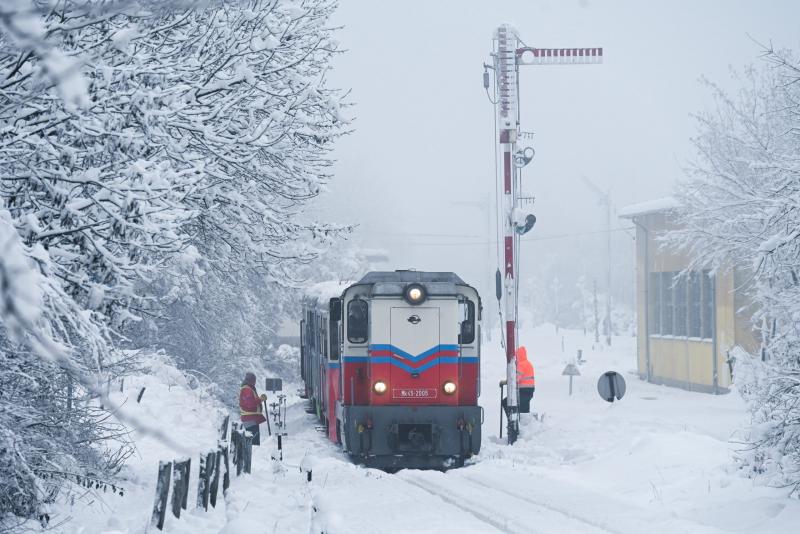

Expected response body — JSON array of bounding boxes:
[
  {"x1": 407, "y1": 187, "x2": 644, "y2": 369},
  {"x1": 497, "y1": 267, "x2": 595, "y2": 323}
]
[{"x1": 356, "y1": 271, "x2": 466, "y2": 285}]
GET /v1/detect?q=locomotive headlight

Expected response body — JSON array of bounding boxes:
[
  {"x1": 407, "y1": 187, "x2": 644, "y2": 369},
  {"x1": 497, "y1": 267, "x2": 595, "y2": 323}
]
[
  {"x1": 404, "y1": 283, "x2": 427, "y2": 305},
  {"x1": 443, "y1": 381, "x2": 457, "y2": 395},
  {"x1": 373, "y1": 381, "x2": 387, "y2": 394}
]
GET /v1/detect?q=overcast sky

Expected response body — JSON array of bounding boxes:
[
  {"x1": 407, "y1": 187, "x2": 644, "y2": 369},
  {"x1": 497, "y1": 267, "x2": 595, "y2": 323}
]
[{"x1": 314, "y1": 0, "x2": 800, "y2": 311}]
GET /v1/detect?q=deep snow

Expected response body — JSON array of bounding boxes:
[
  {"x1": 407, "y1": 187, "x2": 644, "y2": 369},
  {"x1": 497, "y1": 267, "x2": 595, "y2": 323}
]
[{"x1": 49, "y1": 326, "x2": 800, "y2": 533}]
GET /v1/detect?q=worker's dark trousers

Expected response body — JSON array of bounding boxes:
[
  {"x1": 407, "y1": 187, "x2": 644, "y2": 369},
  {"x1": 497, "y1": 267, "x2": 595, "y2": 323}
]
[
  {"x1": 243, "y1": 422, "x2": 261, "y2": 446},
  {"x1": 502, "y1": 387, "x2": 535, "y2": 416}
]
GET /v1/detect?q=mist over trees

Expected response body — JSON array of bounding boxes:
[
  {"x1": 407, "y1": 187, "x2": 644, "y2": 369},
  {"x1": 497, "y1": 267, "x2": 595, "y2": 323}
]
[
  {"x1": 674, "y1": 48, "x2": 800, "y2": 493},
  {"x1": 0, "y1": 0, "x2": 346, "y2": 527},
  {"x1": 518, "y1": 254, "x2": 635, "y2": 338}
]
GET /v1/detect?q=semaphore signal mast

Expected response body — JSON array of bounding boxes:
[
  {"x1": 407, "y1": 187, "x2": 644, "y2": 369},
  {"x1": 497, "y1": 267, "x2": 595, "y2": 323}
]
[{"x1": 486, "y1": 24, "x2": 602, "y2": 444}]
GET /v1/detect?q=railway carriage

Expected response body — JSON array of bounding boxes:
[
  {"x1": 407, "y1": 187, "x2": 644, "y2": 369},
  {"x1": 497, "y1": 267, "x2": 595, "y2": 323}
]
[{"x1": 301, "y1": 270, "x2": 483, "y2": 469}]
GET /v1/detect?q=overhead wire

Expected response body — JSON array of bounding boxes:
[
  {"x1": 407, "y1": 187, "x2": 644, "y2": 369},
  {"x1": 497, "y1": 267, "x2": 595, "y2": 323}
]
[{"x1": 375, "y1": 227, "x2": 634, "y2": 247}]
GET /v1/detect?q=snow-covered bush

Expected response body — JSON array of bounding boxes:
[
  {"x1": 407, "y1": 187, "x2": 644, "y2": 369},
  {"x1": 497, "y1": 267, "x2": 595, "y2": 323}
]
[
  {"x1": 673, "y1": 48, "x2": 800, "y2": 493},
  {"x1": 0, "y1": 213, "x2": 135, "y2": 531}
]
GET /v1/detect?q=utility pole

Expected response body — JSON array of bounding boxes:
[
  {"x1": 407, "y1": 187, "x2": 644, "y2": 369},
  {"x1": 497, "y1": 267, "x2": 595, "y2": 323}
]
[
  {"x1": 593, "y1": 278, "x2": 600, "y2": 344},
  {"x1": 553, "y1": 277, "x2": 561, "y2": 330},
  {"x1": 581, "y1": 175, "x2": 612, "y2": 346},
  {"x1": 486, "y1": 26, "x2": 602, "y2": 444},
  {"x1": 451, "y1": 195, "x2": 494, "y2": 342}
]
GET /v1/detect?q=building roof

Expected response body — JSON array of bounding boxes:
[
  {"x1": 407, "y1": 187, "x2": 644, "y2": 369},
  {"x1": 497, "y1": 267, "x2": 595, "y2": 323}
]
[{"x1": 618, "y1": 196, "x2": 681, "y2": 218}]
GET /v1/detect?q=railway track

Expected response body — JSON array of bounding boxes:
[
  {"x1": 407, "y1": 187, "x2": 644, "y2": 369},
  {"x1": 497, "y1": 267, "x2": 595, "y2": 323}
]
[
  {"x1": 397, "y1": 471, "x2": 615, "y2": 534},
  {"x1": 464, "y1": 465, "x2": 727, "y2": 534},
  {"x1": 461, "y1": 472, "x2": 624, "y2": 534}
]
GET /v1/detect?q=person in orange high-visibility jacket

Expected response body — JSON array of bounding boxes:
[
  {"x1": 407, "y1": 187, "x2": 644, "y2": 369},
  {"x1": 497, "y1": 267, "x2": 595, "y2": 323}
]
[
  {"x1": 501, "y1": 346, "x2": 536, "y2": 416},
  {"x1": 239, "y1": 372, "x2": 267, "y2": 445},
  {"x1": 516, "y1": 346, "x2": 535, "y2": 413}
]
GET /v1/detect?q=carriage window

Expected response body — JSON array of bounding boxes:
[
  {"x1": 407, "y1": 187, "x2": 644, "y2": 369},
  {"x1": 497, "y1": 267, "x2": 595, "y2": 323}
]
[
  {"x1": 329, "y1": 315, "x2": 340, "y2": 360},
  {"x1": 300, "y1": 319, "x2": 306, "y2": 379},
  {"x1": 322, "y1": 323, "x2": 328, "y2": 358},
  {"x1": 347, "y1": 299, "x2": 369, "y2": 344},
  {"x1": 459, "y1": 300, "x2": 476, "y2": 345}
]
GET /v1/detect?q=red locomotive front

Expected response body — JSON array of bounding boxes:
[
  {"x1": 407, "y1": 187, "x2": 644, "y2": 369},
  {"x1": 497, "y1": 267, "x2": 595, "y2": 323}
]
[{"x1": 301, "y1": 271, "x2": 482, "y2": 469}]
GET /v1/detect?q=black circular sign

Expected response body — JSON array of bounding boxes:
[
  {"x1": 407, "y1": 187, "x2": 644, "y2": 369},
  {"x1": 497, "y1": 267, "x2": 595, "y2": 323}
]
[{"x1": 597, "y1": 371, "x2": 626, "y2": 403}]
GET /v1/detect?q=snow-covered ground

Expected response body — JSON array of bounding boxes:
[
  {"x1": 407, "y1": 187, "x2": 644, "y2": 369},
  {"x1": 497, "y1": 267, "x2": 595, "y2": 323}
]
[
  {"x1": 51, "y1": 353, "x2": 230, "y2": 534},
  {"x1": 224, "y1": 325, "x2": 800, "y2": 534},
  {"x1": 52, "y1": 326, "x2": 800, "y2": 533}
]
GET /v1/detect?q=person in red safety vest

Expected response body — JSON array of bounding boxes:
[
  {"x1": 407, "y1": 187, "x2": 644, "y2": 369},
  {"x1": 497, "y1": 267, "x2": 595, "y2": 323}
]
[
  {"x1": 500, "y1": 345, "x2": 536, "y2": 416},
  {"x1": 239, "y1": 372, "x2": 267, "y2": 445}
]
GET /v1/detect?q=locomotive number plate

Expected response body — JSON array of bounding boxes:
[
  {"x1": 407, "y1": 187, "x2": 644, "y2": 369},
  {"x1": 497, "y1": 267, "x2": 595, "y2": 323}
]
[{"x1": 392, "y1": 388, "x2": 438, "y2": 399}]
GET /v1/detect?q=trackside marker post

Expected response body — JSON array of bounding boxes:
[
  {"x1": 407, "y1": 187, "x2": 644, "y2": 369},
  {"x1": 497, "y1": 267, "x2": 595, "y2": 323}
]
[{"x1": 562, "y1": 362, "x2": 581, "y2": 395}]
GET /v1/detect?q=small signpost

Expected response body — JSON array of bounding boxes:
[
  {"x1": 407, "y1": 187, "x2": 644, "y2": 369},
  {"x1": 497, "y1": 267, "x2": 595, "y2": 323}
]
[
  {"x1": 264, "y1": 378, "x2": 282, "y2": 437},
  {"x1": 265, "y1": 377, "x2": 288, "y2": 459},
  {"x1": 265, "y1": 378, "x2": 282, "y2": 392},
  {"x1": 562, "y1": 362, "x2": 581, "y2": 395},
  {"x1": 597, "y1": 371, "x2": 626, "y2": 402}
]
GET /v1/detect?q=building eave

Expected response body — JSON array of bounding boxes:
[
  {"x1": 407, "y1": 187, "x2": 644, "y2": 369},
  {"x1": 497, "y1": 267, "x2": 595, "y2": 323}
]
[{"x1": 618, "y1": 196, "x2": 681, "y2": 219}]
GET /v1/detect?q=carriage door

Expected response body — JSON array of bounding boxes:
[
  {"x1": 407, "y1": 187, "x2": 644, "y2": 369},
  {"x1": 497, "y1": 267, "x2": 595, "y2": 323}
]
[{"x1": 390, "y1": 307, "x2": 440, "y2": 402}]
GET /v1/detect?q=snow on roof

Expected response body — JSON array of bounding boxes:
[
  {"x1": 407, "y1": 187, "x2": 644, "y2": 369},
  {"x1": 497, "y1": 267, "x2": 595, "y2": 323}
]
[
  {"x1": 357, "y1": 271, "x2": 466, "y2": 285},
  {"x1": 618, "y1": 196, "x2": 681, "y2": 218},
  {"x1": 304, "y1": 280, "x2": 352, "y2": 305}
]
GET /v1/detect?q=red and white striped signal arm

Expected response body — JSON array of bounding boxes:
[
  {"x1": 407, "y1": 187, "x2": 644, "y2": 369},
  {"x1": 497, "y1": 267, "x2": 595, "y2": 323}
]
[{"x1": 516, "y1": 47, "x2": 603, "y2": 65}]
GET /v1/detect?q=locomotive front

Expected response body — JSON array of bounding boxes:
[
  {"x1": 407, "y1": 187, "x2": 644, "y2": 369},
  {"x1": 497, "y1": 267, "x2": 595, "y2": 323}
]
[{"x1": 333, "y1": 271, "x2": 482, "y2": 469}]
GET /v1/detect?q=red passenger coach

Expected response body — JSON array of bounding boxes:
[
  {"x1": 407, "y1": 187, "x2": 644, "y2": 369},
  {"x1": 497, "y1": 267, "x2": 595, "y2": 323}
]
[{"x1": 300, "y1": 271, "x2": 483, "y2": 469}]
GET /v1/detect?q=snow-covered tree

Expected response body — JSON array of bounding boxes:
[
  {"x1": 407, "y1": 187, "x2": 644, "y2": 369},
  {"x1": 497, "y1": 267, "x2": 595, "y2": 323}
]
[
  {"x1": 119, "y1": 0, "x2": 350, "y2": 405},
  {"x1": 0, "y1": 0, "x2": 347, "y2": 527},
  {"x1": 673, "y1": 48, "x2": 800, "y2": 493}
]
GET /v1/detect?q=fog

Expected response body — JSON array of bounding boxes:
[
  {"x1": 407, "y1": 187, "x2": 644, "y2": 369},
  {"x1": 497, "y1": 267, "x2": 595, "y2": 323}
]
[{"x1": 318, "y1": 0, "x2": 800, "y2": 327}]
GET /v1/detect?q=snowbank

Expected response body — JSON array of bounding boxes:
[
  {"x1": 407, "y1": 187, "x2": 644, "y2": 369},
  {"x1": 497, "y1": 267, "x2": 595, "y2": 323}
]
[{"x1": 51, "y1": 352, "x2": 230, "y2": 534}]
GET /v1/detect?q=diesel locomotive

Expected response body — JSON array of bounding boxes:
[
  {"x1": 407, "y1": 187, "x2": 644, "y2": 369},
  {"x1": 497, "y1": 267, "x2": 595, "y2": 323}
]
[{"x1": 300, "y1": 270, "x2": 482, "y2": 469}]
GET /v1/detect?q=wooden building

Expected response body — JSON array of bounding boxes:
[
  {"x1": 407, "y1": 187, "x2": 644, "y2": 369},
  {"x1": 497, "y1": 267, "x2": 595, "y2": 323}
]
[{"x1": 619, "y1": 198, "x2": 759, "y2": 394}]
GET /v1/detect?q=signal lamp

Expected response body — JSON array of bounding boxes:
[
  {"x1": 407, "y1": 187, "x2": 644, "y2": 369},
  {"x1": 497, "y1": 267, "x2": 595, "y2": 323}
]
[
  {"x1": 373, "y1": 381, "x2": 387, "y2": 394},
  {"x1": 404, "y1": 283, "x2": 427, "y2": 305},
  {"x1": 443, "y1": 381, "x2": 457, "y2": 395}
]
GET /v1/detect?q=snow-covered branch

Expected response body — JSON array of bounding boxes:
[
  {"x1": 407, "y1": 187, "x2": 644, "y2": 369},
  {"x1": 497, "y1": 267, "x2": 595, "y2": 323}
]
[{"x1": 672, "y1": 48, "x2": 800, "y2": 494}]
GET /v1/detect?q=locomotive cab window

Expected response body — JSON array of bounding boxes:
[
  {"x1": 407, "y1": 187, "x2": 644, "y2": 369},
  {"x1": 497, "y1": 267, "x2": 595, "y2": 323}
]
[
  {"x1": 459, "y1": 299, "x2": 476, "y2": 345},
  {"x1": 347, "y1": 299, "x2": 369, "y2": 344}
]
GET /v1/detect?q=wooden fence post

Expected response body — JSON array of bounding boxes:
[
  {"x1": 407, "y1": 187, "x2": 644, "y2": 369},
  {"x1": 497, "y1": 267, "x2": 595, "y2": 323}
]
[
  {"x1": 219, "y1": 415, "x2": 230, "y2": 442},
  {"x1": 221, "y1": 442, "x2": 231, "y2": 495},
  {"x1": 197, "y1": 451, "x2": 215, "y2": 511},
  {"x1": 210, "y1": 446, "x2": 222, "y2": 507},
  {"x1": 230, "y1": 422, "x2": 238, "y2": 465},
  {"x1": 151, "y1": 461, "x2": 171, "y2": 530},
  {"x1": 232, "y1": 427, "x2": 244, "y2": 476},
  {"x1": 171, "y1": 459, "x2": 191, "y2": 519},
  {"x1": 243, "y1": 432, "x2": 252, "y2": 474}
]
